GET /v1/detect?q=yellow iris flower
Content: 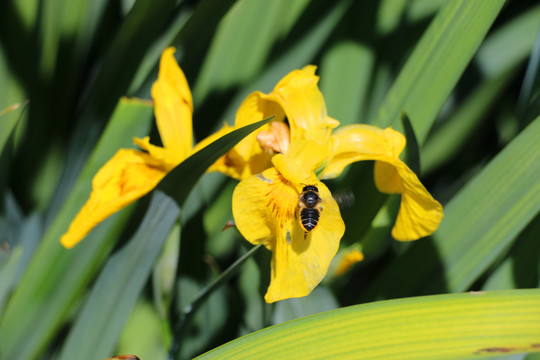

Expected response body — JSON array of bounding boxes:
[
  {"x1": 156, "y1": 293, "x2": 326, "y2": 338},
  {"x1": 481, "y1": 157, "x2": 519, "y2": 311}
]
[
  {"x1": 61, "y1": 47, "x2": 213, "y2": 249},
  {"x1": 216, "y1": 66, "x2": 443, "y2": 302}
]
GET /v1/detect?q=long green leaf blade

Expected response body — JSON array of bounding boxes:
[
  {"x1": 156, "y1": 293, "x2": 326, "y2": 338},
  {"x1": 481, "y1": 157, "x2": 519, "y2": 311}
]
[
  {"x1": 0, "y1": 98, "x2": 154, "y2": 360},
  {"x1": 158, "y1": 116, "x2": 273, "y2": 205},
  {"x1": 197, "y1": 290, "x2": 540, "y2": 360},
  {"x1": 58, "y1": 191, "x2": 180, "y2": 360},
  {"x1": 374, "y1": 0, "x2": 505, "y2": 143},
  {"x1": 58, "y1": 116, "x2": 273, "y2": 359}
]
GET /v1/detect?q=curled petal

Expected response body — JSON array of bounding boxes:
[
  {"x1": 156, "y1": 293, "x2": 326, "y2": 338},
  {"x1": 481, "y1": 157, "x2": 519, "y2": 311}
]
[
  {"x1": 323, "y1": 124, "x2": 443, "y2": 240},
  {"x1": 151, "y1": 47, "x2": 193, "y2": 161},
  {"x1": 322, "y1": 124, "x2": 406, "y2": 179},
  {"x1": 232, "y1": 168, "x2": 344, "y2": 302},
  {"x1": 375, "y1": 160, "x2": 443, "y2": 241},
  {"x1": 60, "y1": 149, "x2": 167, "y2": 248}
]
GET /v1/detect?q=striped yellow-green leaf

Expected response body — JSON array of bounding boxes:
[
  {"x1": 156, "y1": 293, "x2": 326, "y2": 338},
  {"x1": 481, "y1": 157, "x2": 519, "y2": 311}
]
[{"x1": 197, "y1": 290, "x2": 540, "y2": 360}]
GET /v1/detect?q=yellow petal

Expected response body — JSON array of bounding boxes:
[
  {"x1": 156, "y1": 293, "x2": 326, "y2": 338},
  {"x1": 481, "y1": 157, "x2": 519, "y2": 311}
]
[
  {"x1": 214, "y1": 66, "x2": 340, "y2": 180},
  {"x1": 322, "y1": 124, "x2": 405, "y2": 179},
  {"x1": 211, "y1": 92, "x2": 285, "y2": 180},
  {"x1": 334, "y1": 249, "x2": 364, "y2": 276},
  {"x1": 323, "y1": 124, "x2": 443, "y2": 240},
  {"x1": 60, "y1": 149, "x2": 167, "y2": 249},
  {"x1": 269, "y1": 65, "x2": 339, "y2": 144},
  {"x1": 375, "y1": 159, "x2": 443, "y2": 241},
  {"x1": 271, "y1": 140, "x2": 327, "y2": 187},
  {"x1": 232, "y1": 167, "x2": 344, "y2": 303},
  {"x1": 151, "y1": 47, "x2": 193, "y2": 161},
  {"x1": 232, "y1": 168, "x2": 281, "y2": 248},
  {"x1": 133, "y1": 136, "x2": 178, "y2": 171},
  {"x1": 266, "y1": 178, "x2": 344, "y2": 303}
]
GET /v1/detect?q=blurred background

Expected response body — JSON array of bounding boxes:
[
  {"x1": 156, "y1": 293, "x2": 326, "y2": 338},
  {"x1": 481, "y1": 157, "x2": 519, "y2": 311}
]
[{"x1": 1, "y1": 0, "x2": 540, "y2": 359}]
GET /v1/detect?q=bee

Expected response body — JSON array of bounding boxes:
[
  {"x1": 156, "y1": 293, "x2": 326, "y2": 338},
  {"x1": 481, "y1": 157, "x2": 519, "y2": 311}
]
[{"x1": 298, "y1": 185, "x2": 323, "y2": 234}]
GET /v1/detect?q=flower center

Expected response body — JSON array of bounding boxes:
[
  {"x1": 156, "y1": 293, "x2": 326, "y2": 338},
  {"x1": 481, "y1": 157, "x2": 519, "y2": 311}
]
[
  {"x1": 256, "y1": 121, "x2": 290, "y2": 154},
  {"x1": 264, "y1": 173, "x2": 297, "y2": 229}
]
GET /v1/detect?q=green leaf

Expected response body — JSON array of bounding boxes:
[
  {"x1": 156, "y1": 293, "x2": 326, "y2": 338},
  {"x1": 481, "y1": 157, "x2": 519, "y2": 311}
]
[
  {"x1": 57, "y1": 116, "x2": 272, "y2": 359},
  {"x1": 153, "y1": 221, "x2": 181, "y2": 318},
  {"x1": 193, "y1": 0, "x2": 310, "y2": 102},
  {"x1": 373, "y1": 0, "x2": 506, "y2": 143},
  {"x1": 219, "y1": 0, "x2": 351, "y2": 125},
  {"x1": 272, "y1": 287, "x2": 338, "y2": 325},
  {"x1": 197, "y1": 290, "x2": 540, "y2": 360},
  {"x1": 482, "y1": 214, "x2": 540, "y2": 291},
  {"x1": 422, "y1": 4, "x2": 540, "y2": 173},
  {"x1": 400, "y1": 112, "x2": 421, "y2": 175},
  {"x1": 518, "y1": 21, "x2": 540, "y2": 125},
  {"x1": 116, "y1": 301, "x2": 168, "y2": 360},
  {"x1": 364, "y1": 114, "x2": 540, "y2": 299},
  {"x1": 319, "y1": 40, "x2": 374, "y2": 126},
  {"x1": 176, "y1": 276, "x2": 228, "y2": 360},
  {"x1": 421, "y1": 70, "x2": 514, "y2": 174},
  {"x1": 0, "y1": 41, "x2": 26, "y2": 156},
  {"x1": 0, "y1": 98, "x2": 153, "y2": 360},
  {"x1": 158, "y1": 116, "x2": 273, "y2": 205},
  {"x1": 58, "y1": 191, "x2": 180, "y2": 360}
]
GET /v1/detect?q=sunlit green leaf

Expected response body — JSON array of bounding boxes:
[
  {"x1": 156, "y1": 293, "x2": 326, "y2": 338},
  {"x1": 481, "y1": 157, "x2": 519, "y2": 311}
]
[{"x1": 197, "y1": 290, "x2": 540, "y2": 360}]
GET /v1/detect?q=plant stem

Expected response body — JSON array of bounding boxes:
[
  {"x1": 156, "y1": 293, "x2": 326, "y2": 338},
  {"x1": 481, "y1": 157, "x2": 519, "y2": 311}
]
[{"x1": 167, "y1": 243, "x2": 263, "y2": 360}]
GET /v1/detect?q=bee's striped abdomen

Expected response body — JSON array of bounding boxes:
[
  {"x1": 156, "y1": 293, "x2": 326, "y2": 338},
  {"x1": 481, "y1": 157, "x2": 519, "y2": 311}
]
[{"x1": 301, "y1": 208, "x2": 320, "y2": 232}]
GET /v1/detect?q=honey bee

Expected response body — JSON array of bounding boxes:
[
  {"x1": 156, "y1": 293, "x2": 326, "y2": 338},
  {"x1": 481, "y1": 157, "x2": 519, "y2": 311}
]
[{"x1": 298, "y1": 185, "x2": 322, "y2": 234}]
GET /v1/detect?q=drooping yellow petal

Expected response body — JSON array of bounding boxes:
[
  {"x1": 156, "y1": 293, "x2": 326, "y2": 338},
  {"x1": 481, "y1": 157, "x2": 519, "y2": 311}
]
[
  {"x1": 60, "y1": 149, "x2": 167, "y2": 249},
  {"x1": 266, "y1": 175, "x2": 344, "y2": 302},
  {"x1": 374, "y1": 159, "x2": 443, "y2": 241},
  {"x1": 323, "y1": 124, "x2": 443, "y2": 241},
  {"x1": 322, "y1": 124, "x2": 405, "y2": 179},
  {"x1": 232, "y1": 166, "x2": 344, "y2": 303},
  {"x1": 151, "y1": 47, "x2": 193, "y2": 161}
]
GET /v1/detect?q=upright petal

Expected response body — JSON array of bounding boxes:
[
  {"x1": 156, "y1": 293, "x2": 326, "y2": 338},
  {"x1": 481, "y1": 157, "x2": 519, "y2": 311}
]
[
  {"x1": 269, "y1": 66, "x2": 339, "y2": 144},
  {"x1": 212, "y1": 66, "x2": 340, "y2": 180},
  {"x1": 323, "y1": 124, "x2": 443, "y2": 241},
  {"x1": 60, "y1": 149, "x2": 167, "y2": 248},
  {"x1": 151, "y1": 47, "x2": 193, "y2": 161},
  {"x1": 210, "y1": 92, "x2": 286, "y2": 180}
]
